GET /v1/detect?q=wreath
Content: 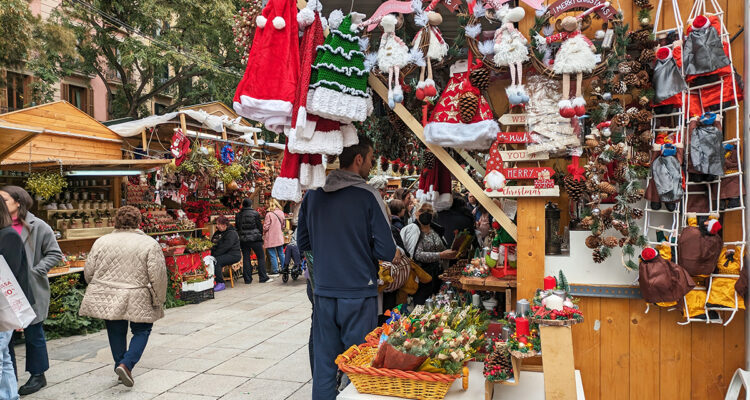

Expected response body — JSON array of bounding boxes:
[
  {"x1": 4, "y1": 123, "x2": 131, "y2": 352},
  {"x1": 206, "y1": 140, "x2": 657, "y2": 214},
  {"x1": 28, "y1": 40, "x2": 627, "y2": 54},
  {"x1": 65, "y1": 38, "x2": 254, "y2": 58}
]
[{"x1": 220, "y1": 144, "x2": 235, "y2": 165}]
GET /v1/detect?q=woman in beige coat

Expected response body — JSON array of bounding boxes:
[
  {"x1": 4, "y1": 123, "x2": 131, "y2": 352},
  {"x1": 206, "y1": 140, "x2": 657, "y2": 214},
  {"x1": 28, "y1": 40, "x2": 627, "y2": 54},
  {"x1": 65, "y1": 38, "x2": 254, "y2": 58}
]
[{"x1": 80, "y1": 206, "x2": 167, "y2": 387}]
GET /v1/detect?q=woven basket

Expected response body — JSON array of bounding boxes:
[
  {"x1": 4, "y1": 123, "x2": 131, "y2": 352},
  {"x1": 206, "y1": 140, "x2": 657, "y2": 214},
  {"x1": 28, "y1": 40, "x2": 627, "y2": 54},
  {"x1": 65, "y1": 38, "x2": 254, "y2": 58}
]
[
  {"x1": 465, "y1": 15, "x2": 510, "y2": 73},
  {"x1": 48, "y1": 266, "x2": 70, "y2": 275},
  {"x1": 365, "y1": 326, "x2": 383, "y2": 346},
  {"x1": 336, "y1": 344, "x2": 464, "y2": 400},
  {"x1": 69, "y1": 260, "x2": 86, "y2": 268}
]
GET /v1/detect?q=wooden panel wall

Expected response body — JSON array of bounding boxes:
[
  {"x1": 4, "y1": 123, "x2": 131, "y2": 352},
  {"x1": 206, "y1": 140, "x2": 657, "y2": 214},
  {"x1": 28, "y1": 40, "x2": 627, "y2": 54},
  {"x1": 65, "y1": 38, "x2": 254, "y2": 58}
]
[{"x1": 501, "y1": 1, "x2": 746, "y2": 399}]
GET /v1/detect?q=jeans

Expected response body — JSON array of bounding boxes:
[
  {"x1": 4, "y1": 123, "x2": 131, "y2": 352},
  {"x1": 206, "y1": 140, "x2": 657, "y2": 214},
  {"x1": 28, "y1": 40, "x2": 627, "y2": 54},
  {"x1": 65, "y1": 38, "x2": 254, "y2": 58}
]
[
  {"x1": 267, "y1": 246, "x2": 284, "y2": 274},
  {"x1": 313, "y1": 295, "x2": 377, "y2": 400},
  {"x1": 283, "y1": 244, "x2": 301, "y2": 271},
  {"x1": 213, "y1": 254, "x2": 241, "y2": 284},
  {"x1": 0, "y1": 331, "x2": 18, "y2": 400},
  {"x1": 105, "y1": 320, "x2": 153, "y2": 371},
  {"x1": 9, "y1": 321, "x2": 49, "y2": 376},
  {"x1": 240, "y1": 241, "x2": 268, "y2": 282}
]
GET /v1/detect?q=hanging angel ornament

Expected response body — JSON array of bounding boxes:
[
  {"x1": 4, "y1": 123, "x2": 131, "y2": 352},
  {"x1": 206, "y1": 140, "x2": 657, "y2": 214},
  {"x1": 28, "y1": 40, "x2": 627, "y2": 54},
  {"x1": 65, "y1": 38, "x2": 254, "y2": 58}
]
[
  {"x1": 535, "y1": 2, "x2": 609, "y2": 118},
  {"x1": 413, "y1": 0, "x2": 449, "y2": 101},
  {"x1": 377, "y1": 14, "x2": 410, "y2": 108},
  {"x1": 491, "y1": 5, "x2": 529, "y2": 105}
]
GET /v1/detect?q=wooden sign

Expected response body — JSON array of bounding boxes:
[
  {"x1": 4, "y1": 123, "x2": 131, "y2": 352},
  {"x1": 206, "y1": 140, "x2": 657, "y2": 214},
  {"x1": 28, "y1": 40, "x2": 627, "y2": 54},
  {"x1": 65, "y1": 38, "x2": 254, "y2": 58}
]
[
  {"x1": 362, "y1": 0, "x2": 415, "y2": 31},
  {"x1": 498, "y1": 114, "x2": 527, "y2": 126},
  {"x1": 486, "y1": 185, "x2": 560, "y2": 198},
  {"x1": 497, "y1": 150, "x2": 549, "y2": 162},
  {"x1": 547, "y1": 0, "x2": 618, "y2": 20},
  {"x1": 504, "y1": 167, "x2": 555, "y2": 180},
  {"x1": 439, "y1": 0, "x2": 463, "y2": 13},
  {"x1": 496, "y1": 132, "x2": 537, "y2": 144}
]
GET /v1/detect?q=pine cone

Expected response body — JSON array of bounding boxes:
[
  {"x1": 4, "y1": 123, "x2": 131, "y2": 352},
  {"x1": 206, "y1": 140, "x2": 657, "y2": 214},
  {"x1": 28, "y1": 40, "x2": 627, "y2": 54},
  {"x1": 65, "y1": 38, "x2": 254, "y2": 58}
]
[
  {"x1": 636, "y1": 70, "x2": 650, "y2": 86},
  {"x1": 639, "y1": 130, "x2": 653, "y2": 143},
  {"x1": 617, "y1": 61, "x2": 634, "y2": 74},
  {"x1": 619, "y1": 237, "x2": 627, "y2": 247},
  {"x1": 611, "y1": 113, "x2": 630, "y2": 128},
  {"x1": 613, "y1": 164, "x2": 627, "y2": 181},
  {"x1": 580, "y1": 216, "x2": 594, "y2": 228},
  {"x1": 592, "y1": 248, "x2": 605, "y2": 263},
  {"x1": 634, "y1": 0, "x2": 652, "y2": 8},
  {"x1": 629, "y1": 29, "x2": 652, "y2": 44},
  {"x1": 459, "y1": 92, "x2": 479, "y2": 124},
  {"x1": 585, "y1": 235, "x2": 601, "y2": 249},
  {"x1": 470, "y1": 68, "x2": 491, "y2": 91},
  {"x1": 639, "y1": 48, "x2": 656, "y2": 65},
  {"x1": 631, "y1": 208, "x2": 644, "y2": 219},
  {"x1": 598, "y1": 181, "x2": 617, "y2": 195},
  {"x1": 633, "y1": 109, "x2": 652, "y2": 124},
  {"x1": 603, "y1": 236, "x2": 619, "y2": 248},
  {"x1": 622, "y1": 73, "x2": 641, "y2": 87},
  {"x1": 617, "y1": 224, "x2": 630, "y2": 236},
  {"x1": 634, "y1": 152, "x2": 650, "y2": 166},
  {"x1": 388, "y1": 112, "x2": 408, "y2": 136},
  {"x1": 585, "y1": 138, "x2": 600, "y2": 148},
  {"x1": 564, "y1": 176, "x2": 586, "y2": 201},
  {"x1": 626, "y1": 188, "x2": 645, "y2": 203}
]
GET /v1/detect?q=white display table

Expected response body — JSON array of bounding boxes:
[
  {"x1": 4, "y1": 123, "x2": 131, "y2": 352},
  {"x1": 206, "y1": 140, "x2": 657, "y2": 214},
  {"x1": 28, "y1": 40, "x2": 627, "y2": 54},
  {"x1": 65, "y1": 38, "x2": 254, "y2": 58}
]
[{"x1": 337, "y1": 361, "x2": 585, "y2": 400}]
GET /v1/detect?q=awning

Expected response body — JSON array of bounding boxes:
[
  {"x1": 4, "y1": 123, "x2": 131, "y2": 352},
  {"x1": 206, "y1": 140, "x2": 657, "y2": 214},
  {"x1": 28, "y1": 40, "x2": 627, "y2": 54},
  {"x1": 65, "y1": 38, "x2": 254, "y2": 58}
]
[
  {"x1": 0, "y1": 121, "x2": 44, "y2": 163},
  {"x1": 108, "y1": 110, "x2": 261, "y2": 137},
  {"x1": 0, "y1": 159, "x2": 171, "y2": 172}
]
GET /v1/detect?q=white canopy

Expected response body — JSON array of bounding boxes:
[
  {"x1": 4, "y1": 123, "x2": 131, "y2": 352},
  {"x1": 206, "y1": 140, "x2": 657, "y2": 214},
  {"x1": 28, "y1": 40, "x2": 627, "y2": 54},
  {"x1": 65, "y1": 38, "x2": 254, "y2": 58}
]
[{"x1": 108, "y1": 109, "x2": 261, "y2": 137}]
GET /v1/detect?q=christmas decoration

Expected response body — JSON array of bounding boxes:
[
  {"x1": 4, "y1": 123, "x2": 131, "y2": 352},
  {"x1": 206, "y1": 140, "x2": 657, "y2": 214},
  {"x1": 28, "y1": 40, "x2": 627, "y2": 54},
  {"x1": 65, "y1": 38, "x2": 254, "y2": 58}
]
[
  {"x1": 492, "y1": 5, "x2": 529, "y2": 105},
  {"x1": 232, "y1": 0, "x2": 264, "y2": 65},
  {"x1": 484, "y1": 342, "x2": 514, "y2": 383},
  {"x1": 375, "y1": 14, "x2": 410, "y2": 108},
  {"x1": 413, "y1": 0, "x2": 449, "y2": 101}
]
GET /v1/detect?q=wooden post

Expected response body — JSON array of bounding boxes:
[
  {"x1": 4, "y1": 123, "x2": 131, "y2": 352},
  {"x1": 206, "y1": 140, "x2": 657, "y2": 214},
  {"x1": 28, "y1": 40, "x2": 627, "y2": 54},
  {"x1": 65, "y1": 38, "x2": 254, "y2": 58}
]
[
  {"x1": 222, "y1": 126, "x2": 228, "y2": 141},
  {"x1": 180, "y1": 113, "x2": 187, "y2": 135},
  {"x1": 140, "y1": 129, "x2": 148, "y2": 156},
  {"x1": 253, "y1": 131, "x2": 259, "y2": 147},
  {"x1": 368, "y1": 75, "x2": 517, "y2": 240},
  {"x1": 516, "y1": 197, "x2": 545, "y2": 300},
  {"x1": 112, "y1": 176, "x2": 122, "y2": 208},
  {"x1": 539, "y1": 325, "x2": 578, "y2": 400}
]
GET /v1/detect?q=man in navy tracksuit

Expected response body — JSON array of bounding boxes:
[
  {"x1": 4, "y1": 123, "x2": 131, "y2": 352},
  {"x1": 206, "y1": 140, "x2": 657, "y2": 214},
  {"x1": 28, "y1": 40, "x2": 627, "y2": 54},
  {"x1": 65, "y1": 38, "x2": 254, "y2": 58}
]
[{"x1": 298, "y1": 135, "x2": 399, "y2": 400}]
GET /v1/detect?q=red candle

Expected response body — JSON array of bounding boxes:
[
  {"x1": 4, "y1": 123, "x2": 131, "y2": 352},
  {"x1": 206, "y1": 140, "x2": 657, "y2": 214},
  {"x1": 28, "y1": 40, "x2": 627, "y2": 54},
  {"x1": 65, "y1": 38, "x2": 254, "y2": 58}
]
[
  {"x1": 544, "y1": 276, "x2": 557, "y2": 290},
  {"x1": 515, "y1": 317, "x2": 530, "y2": 336}
]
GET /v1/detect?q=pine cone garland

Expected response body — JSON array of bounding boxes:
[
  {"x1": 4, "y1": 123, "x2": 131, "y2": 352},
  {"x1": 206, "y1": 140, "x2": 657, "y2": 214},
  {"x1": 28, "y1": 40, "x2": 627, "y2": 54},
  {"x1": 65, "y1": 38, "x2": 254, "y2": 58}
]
[
  {"x1": 592, "y1": 248, "x2": 605, "y2": 263},
  {"x1": 611, "y1": 113, "x2": 631, "y2": 128},
  {"x1": 580, "y1": 216, "x2": 594, "y2": 228},
  {"x1": 564, "y1": 176, "x2": 586, "y2": 201},
  {"x1": 622, "y1": 73, "x2": 641, "y2": 87},
  {"x1": 634, "y1": 0, "x2": 652, "y2": 8},
  {"x1": 626, "y1": 188, "x2": 646, "y2": 203},
  {"x1": 459, "y1": 92, "x2": 479, "y2": 124},
  {"x1": 585, "y1": 235, "x2": 601, "y2": 249},
  {"x1": 639, "y1": 48, "x2": 656, "y2": 65},
  {"x1": 602, "y1": 236, "x2": 619, "y2": 248},
  {"x1": 598, "y1": 181, "x2": 617, "y2": 195},
  {"x1": 470, "y1": 68, "x2": 491, "y2": 90}
]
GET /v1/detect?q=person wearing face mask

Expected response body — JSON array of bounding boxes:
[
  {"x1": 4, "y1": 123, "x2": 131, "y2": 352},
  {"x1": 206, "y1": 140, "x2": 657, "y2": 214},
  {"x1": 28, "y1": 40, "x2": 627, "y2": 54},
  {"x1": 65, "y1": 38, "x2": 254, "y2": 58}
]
[
  {"x1": 297, "y1": 135, "x2": 399, "y2": 400},
  {"x1": 400, "y1": 202, "x2": 456, "y2": 305}
]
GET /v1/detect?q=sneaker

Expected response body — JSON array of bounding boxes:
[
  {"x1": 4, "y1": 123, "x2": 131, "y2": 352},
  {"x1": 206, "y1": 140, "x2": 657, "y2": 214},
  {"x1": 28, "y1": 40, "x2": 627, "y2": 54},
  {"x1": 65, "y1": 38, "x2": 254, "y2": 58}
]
[
  {"x1": 269, "y1": 274, "x2": 280, "y2": 277},
  {"x1": 115, "y1": 364, "x2": 134, "y2": 387},
  {"x1": 263, "y1": 278, "x2": 275, "y2": 283},
  {"x1": 214, "y1": 282, "x2": 226, "y2": 292}
]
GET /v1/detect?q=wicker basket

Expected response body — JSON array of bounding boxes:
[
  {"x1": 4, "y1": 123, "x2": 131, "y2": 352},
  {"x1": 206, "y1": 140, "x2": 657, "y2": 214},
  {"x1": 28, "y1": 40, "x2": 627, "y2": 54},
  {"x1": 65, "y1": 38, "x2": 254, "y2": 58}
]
[
  {"x1": 69, "y1": 260, "x2": 86, "y2": 268},
  {"x1": 336, "y1": 344, "x2": 464, "y2": 400},
  {"x1": 48, "y1": 266, "x2": 70, "y2": 275},
  {"x1": 365, "y1": 326, "x2": 383, "y2": 346},
  {"x1": 180, "y1": 288, "x2": 214, "y2": 304}
]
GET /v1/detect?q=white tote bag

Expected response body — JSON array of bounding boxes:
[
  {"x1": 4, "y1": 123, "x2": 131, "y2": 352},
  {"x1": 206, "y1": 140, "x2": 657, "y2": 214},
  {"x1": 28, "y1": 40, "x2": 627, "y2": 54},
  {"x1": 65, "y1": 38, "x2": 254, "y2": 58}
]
[{"x1": 0, "y1": 256, "x2": 36, "y2": 331}]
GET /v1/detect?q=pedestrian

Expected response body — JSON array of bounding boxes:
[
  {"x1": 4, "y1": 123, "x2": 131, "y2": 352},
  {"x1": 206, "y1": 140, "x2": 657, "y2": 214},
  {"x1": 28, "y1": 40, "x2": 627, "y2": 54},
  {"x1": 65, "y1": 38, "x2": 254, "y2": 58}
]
[
  {"x1": 298, "y1": 135, "x2": 399, "y2": 400},
  {"x1": 388, "y1": 199, "x2": 407, "y2": 250},
  {"x1": 401, "y1": 202, "x2": 456, "y2": 305},
  {"x1": 263, "y1": 199, "x2": 286, "y2": 276},
  {"x1": 235, "y1": 199, "x2": 271, "y2": 284},
  {"x1": 282, "y1": 228, "x2": 301, "y2": 274},
  {"x1": 79, "y1": 206, "x2": 167, "y2": 388},
  {"x1": 210, "y1": 216, "x2": 242, "y2": 292},
  {"x1": 0, "y1": 186, "x2": 62, "y2": 395},
  {"x1": 0, "y1": 197, "x2": 34, "y2": 400},
  {"x1": 436, "y1": 195, "x2": 475, "y2": 246}
]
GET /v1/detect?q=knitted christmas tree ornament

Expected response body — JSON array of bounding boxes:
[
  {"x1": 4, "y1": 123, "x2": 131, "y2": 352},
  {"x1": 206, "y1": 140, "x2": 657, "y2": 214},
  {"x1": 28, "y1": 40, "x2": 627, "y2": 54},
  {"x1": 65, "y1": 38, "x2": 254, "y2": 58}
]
[
  {"x1": 307, "y1": 14, "x2": 373, "y2": 124},
  {"x1": 424, "y1": 70, "x2": 499, "y2": 150}
]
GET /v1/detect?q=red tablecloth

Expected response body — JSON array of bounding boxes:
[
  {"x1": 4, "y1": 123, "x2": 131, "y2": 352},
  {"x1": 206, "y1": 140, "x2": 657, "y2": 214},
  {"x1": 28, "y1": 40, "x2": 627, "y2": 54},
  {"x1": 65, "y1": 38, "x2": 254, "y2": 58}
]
[{"x1": 166, "y1": 251, "x2": 211, "y2": 275}]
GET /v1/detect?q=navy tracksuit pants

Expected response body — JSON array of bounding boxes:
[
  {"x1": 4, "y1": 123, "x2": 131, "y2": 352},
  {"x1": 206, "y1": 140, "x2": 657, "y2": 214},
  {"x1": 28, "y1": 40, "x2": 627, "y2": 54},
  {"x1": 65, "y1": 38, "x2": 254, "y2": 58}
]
[{"x1": 312, "y1": 295, "x2": 377, "y2": 400}]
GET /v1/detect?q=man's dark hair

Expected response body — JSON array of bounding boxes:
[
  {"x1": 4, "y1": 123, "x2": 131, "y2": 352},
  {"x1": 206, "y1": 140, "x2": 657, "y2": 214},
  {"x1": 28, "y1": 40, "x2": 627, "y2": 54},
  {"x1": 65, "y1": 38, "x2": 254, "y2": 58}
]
[
  {"x1": 216, "y1": 216, "x2": 230, "y2": 225},
  {"x1": 389, "y1": 199, "x2": 405, "y2": 216},
  {"x1": 339, "y1": 135, "x2": 373, "y2": 168}
]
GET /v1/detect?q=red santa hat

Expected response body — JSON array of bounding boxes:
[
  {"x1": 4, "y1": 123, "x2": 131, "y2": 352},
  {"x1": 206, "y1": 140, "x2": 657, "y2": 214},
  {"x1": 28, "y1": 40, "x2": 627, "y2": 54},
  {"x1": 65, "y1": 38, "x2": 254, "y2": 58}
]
[
  {"x1": 706, "y1": 219, "x2": 722, "y2": 235},
  {"x1": 641, "y1": 247, "x2": 658, "y2": 261},
  {"x1": 233, "y1": 0, "x2": 300, "y2": 133},
  {"x1": 691, "y1": 15, "x2": 709, "y2": 29},
  {"x1": 423, "y1": 69, "x2": 499, "y2": 150},
  {"x1": 484, "y1": 139, "x2": 506, "y2": 192},
  {"x1": 656, "y1": 46, "x2": 672, "y2": 61},
  {"x1": 416, "y1": 156, "x2": 452, "y2": 211}
]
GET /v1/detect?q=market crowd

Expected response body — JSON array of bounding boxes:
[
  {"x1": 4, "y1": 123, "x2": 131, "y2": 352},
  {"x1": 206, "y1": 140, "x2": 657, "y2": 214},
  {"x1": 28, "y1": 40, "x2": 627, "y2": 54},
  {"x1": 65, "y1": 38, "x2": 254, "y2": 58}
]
[{"x1": 0, "y1": 140, "x2": 500, "y2": 399}]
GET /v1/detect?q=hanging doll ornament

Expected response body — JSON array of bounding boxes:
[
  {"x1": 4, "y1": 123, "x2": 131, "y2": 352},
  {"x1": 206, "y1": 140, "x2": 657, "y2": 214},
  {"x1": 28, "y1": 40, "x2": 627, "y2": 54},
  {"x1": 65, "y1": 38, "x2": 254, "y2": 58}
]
[
  {"x1": 170, "y1": 129, "x2": 191, "y2": 166},
  {"x1": 492, "y1": 5, "x2": 529, "y2": 105},
  {"x1": 376, "y1": 14, "x2": 410, "y2": 108},
  {"x1": 413, "y1": 0, "x2": 449, "y2": 101},
  {"x1": 652, "y1": 45, "x2": 687, "y2": 105},
  {"x1": 535, "y1": 2, "x2": 609, "y2": 118}
]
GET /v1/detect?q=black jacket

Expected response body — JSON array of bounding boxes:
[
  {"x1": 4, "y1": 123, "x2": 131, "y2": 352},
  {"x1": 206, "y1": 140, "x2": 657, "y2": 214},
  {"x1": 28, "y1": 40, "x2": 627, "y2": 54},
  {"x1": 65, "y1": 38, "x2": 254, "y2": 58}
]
[
  {"x1": 0, "y1": 227, "x2": 35, "y2": 306},
  {"x1": 436, "y1": 207, "x2": 474, "y2": 246},
  {"x1": 390, "y1": 215, "x2": 406, "y2": 251},
  {"x1": 236, "y1": 207, "x2": 263, "y2": 242},
  {"x1": 211, "y1": 226, "x2": 241, "y2": 258}
]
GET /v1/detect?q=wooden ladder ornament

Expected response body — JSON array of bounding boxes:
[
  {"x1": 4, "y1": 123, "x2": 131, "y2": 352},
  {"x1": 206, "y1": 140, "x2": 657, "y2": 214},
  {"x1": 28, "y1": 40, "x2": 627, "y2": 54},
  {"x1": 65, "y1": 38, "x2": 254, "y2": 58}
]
[{"x1": 368, "y1": 74, "x2": 518, "y2": 240}]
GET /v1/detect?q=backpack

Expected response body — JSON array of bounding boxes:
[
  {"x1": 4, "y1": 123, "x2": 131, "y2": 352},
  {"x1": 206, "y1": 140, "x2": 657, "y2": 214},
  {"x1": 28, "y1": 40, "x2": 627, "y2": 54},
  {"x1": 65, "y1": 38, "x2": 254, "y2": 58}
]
[
  {"x1": 677, "y1": 226, "x2": 723, "y2": 276},
  {"x1": 639, "y1": 255, "x2": 695, "y2": 303}
]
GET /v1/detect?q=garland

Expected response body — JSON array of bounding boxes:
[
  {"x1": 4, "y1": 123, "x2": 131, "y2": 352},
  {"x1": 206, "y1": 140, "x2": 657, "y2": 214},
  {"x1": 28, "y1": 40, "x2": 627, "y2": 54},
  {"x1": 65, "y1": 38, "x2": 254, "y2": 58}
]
[
  {"x1": 315, "y1": 44, "x2": 365, "y2": 60},
  {"x1": 312, "y1": 62, "x2": 368, "y2": 77}
]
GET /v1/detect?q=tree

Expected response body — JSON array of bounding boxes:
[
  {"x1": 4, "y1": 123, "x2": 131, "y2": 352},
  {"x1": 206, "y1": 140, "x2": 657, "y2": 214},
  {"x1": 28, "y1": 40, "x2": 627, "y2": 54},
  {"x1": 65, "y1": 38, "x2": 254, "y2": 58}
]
[{"x1": 57, "y1": 0, "x2": 244, "y2": 118}]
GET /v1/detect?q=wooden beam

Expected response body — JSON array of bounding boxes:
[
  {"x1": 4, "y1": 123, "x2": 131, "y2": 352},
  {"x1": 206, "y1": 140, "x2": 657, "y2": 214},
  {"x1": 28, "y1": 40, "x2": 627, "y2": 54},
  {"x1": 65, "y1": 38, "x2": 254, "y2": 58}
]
[
  {"x1": 369, "y1": 75, "x2": 517, "y2": 240},
  {"x1": 0, "y1": 130, "x2": 42, "y2": 162},
  {"x1": 179, "y1": 113, "x2": 188, "y2": 137},
  {"x1": 456, "y1": 149, "x2": 485, "y2": 176},
  {"x1": 516, "y1": 197, "x2": 545, "y2": 299},
  {"x1": 141, "y1": 129, "x2": 148, "y2": 156},
  {"x1": 222, "y1": 126, "x2": 228, "y2": 141}
]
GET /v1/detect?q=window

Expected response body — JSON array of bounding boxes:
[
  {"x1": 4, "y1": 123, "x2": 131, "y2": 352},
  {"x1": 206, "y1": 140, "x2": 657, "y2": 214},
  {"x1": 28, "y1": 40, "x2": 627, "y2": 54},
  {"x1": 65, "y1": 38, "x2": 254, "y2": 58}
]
[
  {"x1": 154, "y1": 102, "x2": 167, "y2": 115},
  {"x1": 61, "y1": 83, "x2": 94, "y2": 116},
  {"x1": 6, "y1": 72, "x2": 29, "y2": 112}
]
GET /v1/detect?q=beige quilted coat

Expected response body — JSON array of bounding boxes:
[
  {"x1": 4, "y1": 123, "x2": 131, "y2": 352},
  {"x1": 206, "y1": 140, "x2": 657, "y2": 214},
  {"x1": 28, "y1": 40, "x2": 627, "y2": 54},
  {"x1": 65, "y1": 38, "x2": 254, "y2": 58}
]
[{"x1": 79, "y1": 229, "x2": 168, "y2": 323}]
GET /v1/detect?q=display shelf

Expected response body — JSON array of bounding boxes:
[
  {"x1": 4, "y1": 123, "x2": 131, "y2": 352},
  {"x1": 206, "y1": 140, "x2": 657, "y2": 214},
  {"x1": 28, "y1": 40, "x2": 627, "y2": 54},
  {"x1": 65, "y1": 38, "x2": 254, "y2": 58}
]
[
  {"x1": 459, "y1": 276, "x2": 517, "y2": 291},
  {"x1": 47, "y1": 267, "x2": 84, "y2": 277},
  {"x1": 147, "y1": 228, "x2": 203, "y2": 236},
  {"x1": 57, "y1": 236, "x2": 104, "y2": 242}
]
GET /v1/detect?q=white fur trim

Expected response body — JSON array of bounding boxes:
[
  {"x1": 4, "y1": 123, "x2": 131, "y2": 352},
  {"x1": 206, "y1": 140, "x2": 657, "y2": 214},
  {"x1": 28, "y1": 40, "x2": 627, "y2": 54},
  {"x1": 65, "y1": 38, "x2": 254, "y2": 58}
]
[
  {"x1": 289, "y1": 126, "x2": 344, "y2": 155},
  {"x1": 256, "y1": 15, "x2": 267, "y2": 28},
  {"x1": 272, "y1": 177, "x2": 302, "y2": 202},
  {"x1": 424, "y1": 119, "x2": 499, "y2": 150},
  {"x1": 478, "y1": 40, "x2": 495, "y2": 56},
  {"x1": 364, "y1": 52, "x2": 379, "y2": 72},
  {"x1": 316, "y1": 44, "x2": 364, "y2": 60},
  {"x1": 294, "y1": 107, "x2": 307, "y2": 133},
  {"x1": 307, "y1": 87, "x2": 371, "y2": 123},
  {"x1": 465, "y1": 24, "x2": 481, "y2": 39},
  {"x1": 309, "y1": 79, "x2": 368, "y2": 97},
  {"x1": 342, "y1": 124, "x2": 358, "y2": 147},
  {"x1": 328, "y1": 10, "x2": 344, "y2": 30},
  {"x1": 483, "y1": 170, "x2": 506, "y2": 190},
  {"x1": 435, "y1": 192, "x2": 452, "y2": 212},
  {"x1": 424, "y1": 78, "x2": 435, "y2": 87},
  {"x1": 297, "y1": 8, "x2": 315, "y2": 28},
  {"x1": 417, "y1": 81, "x2": 426, "y2": 89},
  {"x1": 359, "y1": 36, "x2": 370, "y2": 51},
  {"x1": 300, "y1": 163, "x2": 326, "y2": 189},
  {"x1": 312, "y1": 63, "x2": 367, "y2": 77},
  {"x1": 409, "y1": 47, "x2": 426, "y2": 67},
  {"x1": 552, "y1": 35, "x2": 597, "y2": 74},
  {"x1": 233, "y1": 96, "x2": 292, "y2": 133},
  {"x1": 558, "y1": 99, "x2": 572, "y2": 109},
  {"x1": 273, "y1": 16, "x2": 286, "y2": 29},
  {"x1": 572, "y1": 97, "x2": 586, "y2": 106}
]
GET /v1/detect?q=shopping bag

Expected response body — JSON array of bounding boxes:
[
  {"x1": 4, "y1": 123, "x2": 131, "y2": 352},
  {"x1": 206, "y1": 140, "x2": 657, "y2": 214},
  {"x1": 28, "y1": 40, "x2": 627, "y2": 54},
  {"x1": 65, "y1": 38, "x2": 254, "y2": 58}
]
[{"x1": 0, "y1": 256, "x2": 36, "y2": 331}]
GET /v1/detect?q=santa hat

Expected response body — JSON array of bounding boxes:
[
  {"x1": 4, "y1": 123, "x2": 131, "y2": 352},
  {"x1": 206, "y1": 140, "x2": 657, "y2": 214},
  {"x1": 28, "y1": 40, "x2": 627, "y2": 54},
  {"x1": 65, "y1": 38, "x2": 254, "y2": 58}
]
[
  {"x1": 233, "y1": 0, "x2": 299, "y2": 133},
  {"x1": 656, "y1": 47, "x2": 672, "y2": 61},
  {"x1": 596, "y1": 121, "x2": 612, "y2": 137},
  {"x1": 484, "y1": 139, "x2": 506, "y2": 192},
  {"x1": 423, "y1": 70, "x2": 499, "y2": 150},
  {"x1": 288, "y1": 115, "x2": 358, "y2": 155},
  {"x1": 271, "y1": 12, "x2": 326, "y2": 201},
  {"x1": 641, "y1": 247, "x2": 658, "y2": 261},
  {"x1": 416, "y1": 156, "x2": 452, "y2": 211},
  {"x1": 706, "y1": 219, "x2": 722, "y2": 235},
  {"x1": 692, "y1": 15, "x2": 709, "y2": 29}
]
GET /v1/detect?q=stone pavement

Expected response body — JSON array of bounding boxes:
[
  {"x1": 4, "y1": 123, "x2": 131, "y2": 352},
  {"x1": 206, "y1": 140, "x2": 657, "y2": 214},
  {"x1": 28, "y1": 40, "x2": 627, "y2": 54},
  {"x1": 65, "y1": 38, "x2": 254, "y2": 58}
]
[{"x1": 17, "y1": 277, "x2": 313, "y2": 400}]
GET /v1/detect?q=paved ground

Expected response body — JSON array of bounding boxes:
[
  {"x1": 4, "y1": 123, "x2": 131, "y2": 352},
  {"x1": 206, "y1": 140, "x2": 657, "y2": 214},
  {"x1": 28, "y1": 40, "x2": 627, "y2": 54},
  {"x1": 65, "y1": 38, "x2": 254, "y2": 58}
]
[{"x1": 16, "y1": 277, "x2": 313, "y2": 400}]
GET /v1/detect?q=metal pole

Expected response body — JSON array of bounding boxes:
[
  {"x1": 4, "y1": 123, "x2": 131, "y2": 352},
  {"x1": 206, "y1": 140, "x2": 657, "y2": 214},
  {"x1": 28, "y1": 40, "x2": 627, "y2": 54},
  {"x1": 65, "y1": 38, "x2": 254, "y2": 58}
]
[{"x1": 744, "y1": 0, "x2": 750, "y2": 371}]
